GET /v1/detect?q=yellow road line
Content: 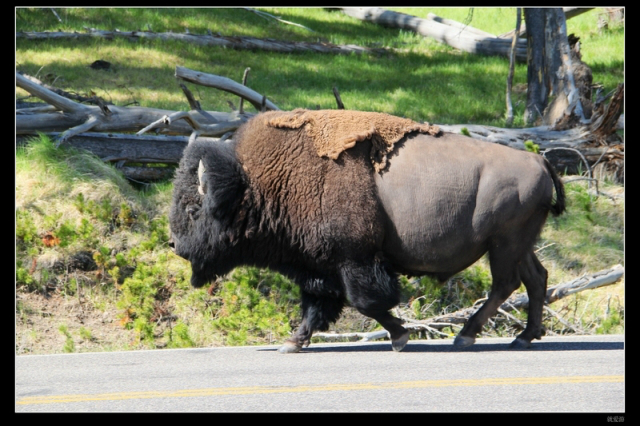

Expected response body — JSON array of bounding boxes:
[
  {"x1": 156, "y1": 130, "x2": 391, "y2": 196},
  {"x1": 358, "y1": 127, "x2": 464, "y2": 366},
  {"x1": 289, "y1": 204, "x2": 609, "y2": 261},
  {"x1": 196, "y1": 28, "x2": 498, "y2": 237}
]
[{"x1": 17, "y1": 375, "x2": 624, "y2": 405}]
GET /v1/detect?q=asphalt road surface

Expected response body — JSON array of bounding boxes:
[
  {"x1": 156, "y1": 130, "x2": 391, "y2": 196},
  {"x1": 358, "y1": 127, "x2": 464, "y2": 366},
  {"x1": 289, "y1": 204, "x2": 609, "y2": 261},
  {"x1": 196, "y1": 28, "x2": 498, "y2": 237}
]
[{"x1": 15, "y1": 334, "x2": 625, "y2": 413}]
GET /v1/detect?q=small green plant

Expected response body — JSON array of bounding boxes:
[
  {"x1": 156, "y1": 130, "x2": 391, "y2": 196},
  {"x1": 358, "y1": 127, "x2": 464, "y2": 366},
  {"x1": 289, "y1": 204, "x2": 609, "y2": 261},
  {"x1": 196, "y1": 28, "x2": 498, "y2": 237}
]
[
  {"x1": 78, "y1": 327, "x2": 93, "y2": 341},
  {"x1": 59, "y1": 325, "x2": 76, "y2": 353},
  {"x1": 61, "y1": 276, "x2": 78, "y2": 296},
  {"x1": 16, "y1": 260, "x2": 37, "y2": 290},
  {"x1": 460, "y1": 127, "x2": 471, "y2": 137},
  {"x1": 116, "y1": 259, "x2": 176, "y2": 345},
  {"x1": 73, "y1": 192, "x2": 87, "y2": 213},
  {"x1": 77, "y1": 218, "x2": 98, "y2": 246},
  {"x1": 166, "y1": 321, "x2": 195, "y2": 348},
  {"x1": 140, "y1": 217, "x2": 170, "y2": 251},
  {"x1": 93, "y1": 246, "x2": 112, "y2": 274},
  {"x1": 524, "y1": 140, "x2": 540, "y2": 154},
  {"x1": 116, "y1": 202, "x2": 136, "y2": 227},
  {"x1": 108, "y1": 266, "x2": 121, "y2": 285},
  {"x1": 56, "y1": 220, "x2": 77, "y2": 247},
  {"x1": 596, "y1": 311, "x2": 623, "y2": 334},
  {"x1": 459, "y1": 265, "x2": 492, "y2": 297},
  {"x1": 16, "y1": 210, "x2": 38, "y2": 244}
]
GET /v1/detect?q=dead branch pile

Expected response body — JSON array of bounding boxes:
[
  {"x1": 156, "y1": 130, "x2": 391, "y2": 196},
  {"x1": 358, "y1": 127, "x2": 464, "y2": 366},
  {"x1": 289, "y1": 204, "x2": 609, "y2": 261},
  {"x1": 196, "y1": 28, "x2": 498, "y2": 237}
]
[
  {"x1": 17, "y1": 58, "x2": 623, "y2": 183},
  {"x1": 314, "y1": 264, "x2": 624, "y2": 343}
]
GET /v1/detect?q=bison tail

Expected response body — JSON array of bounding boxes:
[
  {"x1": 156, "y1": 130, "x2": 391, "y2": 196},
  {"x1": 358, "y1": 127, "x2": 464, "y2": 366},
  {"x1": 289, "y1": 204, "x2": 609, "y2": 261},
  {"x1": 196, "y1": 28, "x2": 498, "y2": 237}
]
[{"x1": 545, "y1": 159, "x2": 566, "y2": 216}]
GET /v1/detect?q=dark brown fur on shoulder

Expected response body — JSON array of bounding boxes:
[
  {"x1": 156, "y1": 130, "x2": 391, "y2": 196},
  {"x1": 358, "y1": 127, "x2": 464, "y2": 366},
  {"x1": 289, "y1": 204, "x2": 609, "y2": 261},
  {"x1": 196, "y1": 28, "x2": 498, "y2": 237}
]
[
  {"x1": 266, "y1": 109, "x2": 440, "y2": 172},
  {"x1": 234, "y1": 111, "x2": 385, "y2": 263}
]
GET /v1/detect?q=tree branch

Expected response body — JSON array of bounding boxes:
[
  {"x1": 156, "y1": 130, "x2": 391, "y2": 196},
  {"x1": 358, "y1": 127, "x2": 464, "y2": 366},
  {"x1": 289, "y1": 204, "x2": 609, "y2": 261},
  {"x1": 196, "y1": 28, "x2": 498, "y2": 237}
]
[
  {"x1": 16, "y1": 72, "x2": 88, "y2": 113},
  {"x1": 175, "y1": 66, "x2": 280, "y2": 112},
  {"x1": 243, "y1": 8, "x2": 315, "y2": 32}
]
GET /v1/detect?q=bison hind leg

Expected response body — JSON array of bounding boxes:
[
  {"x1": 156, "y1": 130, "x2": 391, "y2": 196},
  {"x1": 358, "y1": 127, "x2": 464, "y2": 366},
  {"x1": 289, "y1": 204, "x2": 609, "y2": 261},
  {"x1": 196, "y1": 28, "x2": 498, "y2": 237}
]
[
  {"x1": 511, "y1": 251, "x2": 548, "y2": 348},
  {"x1": 456, "y1": 247, "x2": 522, "y2": 348}
]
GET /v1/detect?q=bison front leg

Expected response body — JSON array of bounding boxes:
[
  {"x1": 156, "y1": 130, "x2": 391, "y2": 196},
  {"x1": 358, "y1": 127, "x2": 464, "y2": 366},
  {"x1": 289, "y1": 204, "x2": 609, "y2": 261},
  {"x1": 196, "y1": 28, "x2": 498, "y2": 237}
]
[
  {"x1": 279, "y1": 290, "x2": 345, "y2": 354},
  {"x1": 340, "y1": 260, "x2": 409, "y2": 352}
]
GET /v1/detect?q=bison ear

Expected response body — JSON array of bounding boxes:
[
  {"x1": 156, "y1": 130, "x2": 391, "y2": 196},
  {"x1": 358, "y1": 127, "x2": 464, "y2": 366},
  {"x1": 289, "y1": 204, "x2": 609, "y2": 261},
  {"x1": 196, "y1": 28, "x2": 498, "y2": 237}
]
[
  {"x1": 186, "y1": 204, "x2": 200, "y2": 221},
  {"x1": 198, "y1": 159, "x2": 207, "y2": 195}
]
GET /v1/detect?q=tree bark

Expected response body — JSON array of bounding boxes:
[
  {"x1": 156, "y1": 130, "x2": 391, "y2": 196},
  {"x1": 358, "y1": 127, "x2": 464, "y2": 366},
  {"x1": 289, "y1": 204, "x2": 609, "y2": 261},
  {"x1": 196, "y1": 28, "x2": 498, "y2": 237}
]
[
  {"x1": 524, "y1": 8, "x2": 547, "y2": 125},
  {"x1": 505, "y1": 8, "x2": 522, "y2": 126},
  {"x1": 524, "y1": 8, "x2": 587, "y2": 126}
]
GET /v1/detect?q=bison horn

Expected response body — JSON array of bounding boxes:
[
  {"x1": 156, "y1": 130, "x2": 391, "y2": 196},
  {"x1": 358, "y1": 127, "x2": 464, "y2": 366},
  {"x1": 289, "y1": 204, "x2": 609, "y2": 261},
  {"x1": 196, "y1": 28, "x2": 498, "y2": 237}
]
[{"x1": 198, "y1": 159, "x2": 206, "y2": 195}]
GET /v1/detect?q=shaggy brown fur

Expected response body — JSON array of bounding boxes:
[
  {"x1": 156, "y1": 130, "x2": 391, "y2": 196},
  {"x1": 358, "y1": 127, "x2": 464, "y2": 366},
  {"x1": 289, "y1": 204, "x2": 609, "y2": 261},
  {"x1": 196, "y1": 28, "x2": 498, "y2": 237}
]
[
  {"x1": 267, "y1": 109, "x2": 441, "y2": 173},
  {"x1": 235, "y1": 110, "x2": 385, "y2": 263}
]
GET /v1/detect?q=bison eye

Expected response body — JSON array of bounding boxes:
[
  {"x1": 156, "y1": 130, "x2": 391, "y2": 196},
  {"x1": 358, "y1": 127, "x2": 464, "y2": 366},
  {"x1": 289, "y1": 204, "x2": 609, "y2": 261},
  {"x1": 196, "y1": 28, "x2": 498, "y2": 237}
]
[{"x1": 186, "y1": 204, "x2": 200, "y2": 221}]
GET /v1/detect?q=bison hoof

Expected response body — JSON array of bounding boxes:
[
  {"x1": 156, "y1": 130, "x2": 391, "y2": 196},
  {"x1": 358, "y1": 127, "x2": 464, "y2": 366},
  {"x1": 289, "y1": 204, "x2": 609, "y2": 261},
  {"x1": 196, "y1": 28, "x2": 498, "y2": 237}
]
[
  {"x1": 391, "y1": 331, "x2": 410, "y2": 352},
  {"x1": 509, "y1": 338, "x2": 532, "y2": 349},
  {"x1": 278, "y1": 341, "x2": 302, "y2": 354},
  {"x1": 453, "y1": 335, "x2": 476, "y2": 348}
]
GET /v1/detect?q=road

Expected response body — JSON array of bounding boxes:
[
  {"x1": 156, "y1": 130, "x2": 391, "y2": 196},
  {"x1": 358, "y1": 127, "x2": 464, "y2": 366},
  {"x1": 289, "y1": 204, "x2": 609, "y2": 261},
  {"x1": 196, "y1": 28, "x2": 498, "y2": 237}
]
[{"x1": 15, "y1": 334, "x2": 625, "y2": 413}]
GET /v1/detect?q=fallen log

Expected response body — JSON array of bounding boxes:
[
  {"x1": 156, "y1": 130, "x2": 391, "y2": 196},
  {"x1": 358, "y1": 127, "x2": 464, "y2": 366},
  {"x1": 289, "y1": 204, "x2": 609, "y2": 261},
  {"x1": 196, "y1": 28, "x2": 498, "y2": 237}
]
[
  {"x1": 16, "y1": 28, "x2": 387, "y2": 56},
  {"x1": 16, "y1": 132, "x2": 198, "y2": 165},
  {"x1": 440, "y1": 83, "x2": 624, "y2": 179},
  {"x1": 340, "y1": 7, "x2": 528, "y2": 61},
  {"x1": 16, "y1": 132, "x2": 213, "y2": 182}
]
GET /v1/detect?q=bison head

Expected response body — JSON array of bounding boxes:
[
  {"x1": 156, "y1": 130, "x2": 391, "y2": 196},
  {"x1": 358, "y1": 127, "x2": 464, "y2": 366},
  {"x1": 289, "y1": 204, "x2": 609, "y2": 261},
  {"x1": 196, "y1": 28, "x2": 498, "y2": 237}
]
[{"x1": 169, "y1": 140, "x2": 247, "y2": 288}]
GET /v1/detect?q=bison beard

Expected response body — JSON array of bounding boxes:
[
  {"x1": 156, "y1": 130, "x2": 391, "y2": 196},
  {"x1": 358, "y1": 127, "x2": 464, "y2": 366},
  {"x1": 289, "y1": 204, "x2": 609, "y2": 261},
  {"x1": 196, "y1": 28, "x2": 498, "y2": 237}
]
[{"x1": 169, "y1": 110, "x2": 565, "y2": 353}]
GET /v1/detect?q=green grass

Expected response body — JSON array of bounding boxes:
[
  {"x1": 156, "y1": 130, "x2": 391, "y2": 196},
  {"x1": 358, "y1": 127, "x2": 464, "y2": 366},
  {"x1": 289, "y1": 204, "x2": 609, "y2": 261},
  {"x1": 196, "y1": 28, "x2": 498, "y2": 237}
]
[
  {"x1": 17, "y1": 7, "x2": 623, "y2": 127},
  {"x1": 15, "y1": 8, "x2": 624, "y2": 353}
]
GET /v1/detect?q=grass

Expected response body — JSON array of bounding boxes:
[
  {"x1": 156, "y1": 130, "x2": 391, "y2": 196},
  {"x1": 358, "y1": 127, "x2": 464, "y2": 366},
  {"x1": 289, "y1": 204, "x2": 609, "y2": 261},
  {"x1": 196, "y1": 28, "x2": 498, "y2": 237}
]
[
  {"x1": 15, "y1": 8, "x2": 624, "y2": 353},
  {"x1": 16, "y1": 8, "x2": 623, "y2": 127}
]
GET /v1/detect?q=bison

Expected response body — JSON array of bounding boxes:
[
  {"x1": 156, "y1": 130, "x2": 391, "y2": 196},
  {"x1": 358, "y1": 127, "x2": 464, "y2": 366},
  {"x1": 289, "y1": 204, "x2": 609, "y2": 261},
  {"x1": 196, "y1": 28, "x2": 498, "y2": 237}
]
[{"x1": 169, "y1": 110, "x2": 565, "y2": 353}]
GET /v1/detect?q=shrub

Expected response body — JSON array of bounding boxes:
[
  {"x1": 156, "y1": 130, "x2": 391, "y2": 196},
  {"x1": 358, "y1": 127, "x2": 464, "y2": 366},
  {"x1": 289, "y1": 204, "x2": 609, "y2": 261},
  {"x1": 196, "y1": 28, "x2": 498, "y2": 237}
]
[{"x1": 211, "y1": 267, "x2": 300, "y2": 346}]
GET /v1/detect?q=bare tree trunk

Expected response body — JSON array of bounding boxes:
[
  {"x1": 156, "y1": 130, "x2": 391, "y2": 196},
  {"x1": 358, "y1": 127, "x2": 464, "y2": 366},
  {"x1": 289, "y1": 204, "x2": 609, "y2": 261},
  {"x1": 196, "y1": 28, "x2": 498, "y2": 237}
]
[
  {"x1": 524, "y1": 8, "x2": 547, "y2": 125},
  {"x1": 524, "y1": 8, "x2": 586, "y2": 126},
  {"x1": 505, "y1": 8, "x2": 522, "y2": 126}
]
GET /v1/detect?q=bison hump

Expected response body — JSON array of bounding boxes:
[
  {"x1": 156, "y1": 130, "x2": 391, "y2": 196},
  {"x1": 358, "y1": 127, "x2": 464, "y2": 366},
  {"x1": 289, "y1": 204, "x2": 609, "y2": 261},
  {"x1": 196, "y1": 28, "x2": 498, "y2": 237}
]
[{"x1": 267, "y1": 109, "x2": 440, "y2": 172}]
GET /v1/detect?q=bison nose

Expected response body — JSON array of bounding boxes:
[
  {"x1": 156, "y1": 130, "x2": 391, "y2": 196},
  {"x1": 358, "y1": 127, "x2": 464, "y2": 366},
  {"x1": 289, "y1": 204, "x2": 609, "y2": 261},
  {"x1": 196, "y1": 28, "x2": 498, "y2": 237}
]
[{"x1": 168, "y1": 238, "x2": 176, "y2": 252}]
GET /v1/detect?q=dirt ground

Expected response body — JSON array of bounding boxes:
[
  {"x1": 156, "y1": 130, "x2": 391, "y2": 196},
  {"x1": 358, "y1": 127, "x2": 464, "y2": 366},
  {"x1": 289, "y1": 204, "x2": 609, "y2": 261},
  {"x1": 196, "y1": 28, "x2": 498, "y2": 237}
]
[
  {"x1": 15, "y1": 287, "x2": 377, "y2": 355},
  {"x1": 15, "y1": 289, "x2": 138, "y2": 355}
]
